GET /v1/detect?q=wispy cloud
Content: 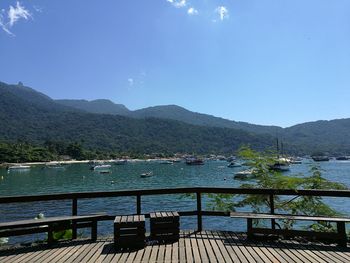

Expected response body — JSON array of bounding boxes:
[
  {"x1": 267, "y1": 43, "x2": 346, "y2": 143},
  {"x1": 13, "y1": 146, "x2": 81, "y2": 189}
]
[
  {"x1": 167, "y1": 0, "x2": 187, "y2": 8},
  {"x1": 187, "y1": 7, "x2": 198, "y2": 16},
  {"x1": 0, "y1": 1, "x2": 32, "y2": 36},
  {"x1": 8, "y1": 1, "x2": 31, "y2": 27},
  {"x1": 33, "y1": 5, "x2": 43, "y2": 13},
  {"x1": 215, "y1": 6, "x2": 229, "y2": 21}
]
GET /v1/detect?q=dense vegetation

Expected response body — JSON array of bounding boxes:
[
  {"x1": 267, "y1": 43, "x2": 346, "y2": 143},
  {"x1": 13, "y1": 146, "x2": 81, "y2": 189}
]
[
  {"x1": 56, "y1": 98, "x2": 350, "y2": 155},
  {"x1": 0, "y1": 82, "x2": 275, "y2": 162},
  {"x1": 1, "y1": 81, "x2": 350, "y2": 160}
]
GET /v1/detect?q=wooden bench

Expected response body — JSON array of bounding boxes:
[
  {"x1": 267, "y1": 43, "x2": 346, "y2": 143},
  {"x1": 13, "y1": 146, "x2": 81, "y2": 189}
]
[
  {"x1": 114, "y1": 215, "x2": 146, "y2": 249},
  {"x1": 0, "y1": 214, "x2": 106, "y2": 245},
  {"x1": 150, "y1": 211, "x2": 180, "y2": 243},
  {"x1": 230, "y1": 212, "x2": 350, "y2": 247}
]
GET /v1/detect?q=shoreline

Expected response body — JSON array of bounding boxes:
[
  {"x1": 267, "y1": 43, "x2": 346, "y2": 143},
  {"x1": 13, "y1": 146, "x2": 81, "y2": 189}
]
[{"x1": 0, "y1": 158, "x2": 184, "y2": 168}]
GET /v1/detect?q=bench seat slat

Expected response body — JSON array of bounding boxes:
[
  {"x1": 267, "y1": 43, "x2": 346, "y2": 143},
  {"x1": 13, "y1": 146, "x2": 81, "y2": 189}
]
[
  {"x1": 230, "y1": 212, "x2": 350, "y2": 222},
  {"x1": 0, "y1": 214, "x2": 106, "y2": 230}
]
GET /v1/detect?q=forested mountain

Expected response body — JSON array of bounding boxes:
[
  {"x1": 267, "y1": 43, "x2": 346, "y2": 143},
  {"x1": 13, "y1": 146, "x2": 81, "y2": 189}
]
[
  {"x1": 56, "y1": 99, "x2": 282, "y2": 135},
  {"x1": 1, "y1": 81, "x2": 350, "y2": 155},
  {"x1": 0, "y1": 82, "x2": 275, "y2": 155},
  {"x1": 56, "y1": 99, "x2": 130, "y2": 116}
]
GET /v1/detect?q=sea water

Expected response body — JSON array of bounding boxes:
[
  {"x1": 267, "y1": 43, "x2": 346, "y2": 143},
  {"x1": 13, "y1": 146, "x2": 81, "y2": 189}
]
[{"x1": 1, "y1": 160, "x2": 350, "y2": 244}]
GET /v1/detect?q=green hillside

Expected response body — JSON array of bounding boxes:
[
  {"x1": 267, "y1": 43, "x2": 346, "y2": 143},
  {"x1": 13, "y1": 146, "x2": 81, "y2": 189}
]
[{"x1": 0, "y1": 82, "x2": 275, "y2": 156}]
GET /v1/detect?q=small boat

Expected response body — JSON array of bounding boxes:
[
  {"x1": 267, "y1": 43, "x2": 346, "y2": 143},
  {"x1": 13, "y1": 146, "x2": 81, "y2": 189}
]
[
  {"x1": 289, "y1": 157, "x2": 302, "y2": 164},
  {"x1": 45, "y1": 162, "x2": 65, "y2": 169},
  {"x1": 99, "y1": 170, "x2": 111, "y2": 174},
  {"x1": 7, "y1": 165, "x2": 31, "y2": 171},
  {"x1": 336, "y1": 156, "x2": 349, "y2": 161},
  {"x1": 227, "y1": 162, "x2": 242, "y2": 168},
  {"x1": 312, "y1": 156, "x2": 330, "y2": 162},
  {"x1": 227, "y1": 156, "x2": 236, "y2": 162},
  {"x1": 185, "y1": 157, "x2": 204, "y2": 165},
  {"x1": 234, "y1": 169, "x2": 255, "y2": 180},
  {"x1": 91, "y1": 164, "x2": 111, "y2": 171},
  {"x1": 160, "y1": 160, "x2": 173, "y2": 164},
  {"x1": 140, "y1": 171, "x2": 153, "y2": 178},
  {"x1": 269, "y1": 162, "x2": 290, "y2": 172}
]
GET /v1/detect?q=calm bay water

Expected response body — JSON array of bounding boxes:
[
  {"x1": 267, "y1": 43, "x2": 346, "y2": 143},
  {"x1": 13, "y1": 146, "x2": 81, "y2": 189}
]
[{"x1": 1, "y1": 160, "x2": 350, "y2": 244}]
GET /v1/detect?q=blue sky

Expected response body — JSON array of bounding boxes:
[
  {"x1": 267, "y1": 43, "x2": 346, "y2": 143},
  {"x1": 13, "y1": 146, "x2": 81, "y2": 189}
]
[{"x1": 0, "y1": 0, "x2": 349, "y2": 127}]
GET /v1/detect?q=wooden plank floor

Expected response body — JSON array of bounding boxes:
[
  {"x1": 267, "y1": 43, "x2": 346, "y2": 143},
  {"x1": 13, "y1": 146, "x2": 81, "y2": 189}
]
[{"x1": 1, "y1": 230, "x2": 349, "y2": 262}]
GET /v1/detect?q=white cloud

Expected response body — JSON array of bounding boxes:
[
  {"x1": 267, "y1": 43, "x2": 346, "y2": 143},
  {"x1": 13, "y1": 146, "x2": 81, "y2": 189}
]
[
  {"x1": 187, "y1": 7, "x2": 198, "y2": 16},
  {"x1": 0, "y1": 1, "x2": 32, "y2": 36},
  {"x1": 8, "y1": 1, "x2": 31, "y2": 27},
  {"x1": 215, "y1": 6, "x2": 229, "y2": 21},
  {"x1": 167, "y1": 0, "x2": 187, "y2": 8},
  {"x1": 128, "y1": 78, "x2": 134, "y2": 87},
  {"x1": 0, "y1": 10, "x2": 13, "y2": 35}
]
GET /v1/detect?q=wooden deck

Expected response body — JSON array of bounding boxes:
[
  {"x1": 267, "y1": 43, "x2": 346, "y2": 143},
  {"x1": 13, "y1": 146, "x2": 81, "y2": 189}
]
[{"x1": 1, "y1": 230, "x2": 350, "y2": 262}]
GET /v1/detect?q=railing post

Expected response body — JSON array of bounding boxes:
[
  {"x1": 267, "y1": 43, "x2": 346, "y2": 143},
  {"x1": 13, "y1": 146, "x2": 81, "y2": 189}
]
[
  {"x1": 72, "y1": 197, "x2": 78, "y2": 239},
  {"x1": 196, "y1": 192, "x2": 202, "y2": 232},
  {"x1": 136, "y1": 194, "x2": 141, "y2": 215},
  {"x1": 269, "y1": 194, "x2": 275, "y2": 230}
]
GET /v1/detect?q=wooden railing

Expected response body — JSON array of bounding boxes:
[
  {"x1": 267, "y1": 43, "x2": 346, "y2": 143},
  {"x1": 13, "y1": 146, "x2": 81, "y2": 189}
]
[{"x1": 1, "y1": 187, "x2": 350, "y2": 237}]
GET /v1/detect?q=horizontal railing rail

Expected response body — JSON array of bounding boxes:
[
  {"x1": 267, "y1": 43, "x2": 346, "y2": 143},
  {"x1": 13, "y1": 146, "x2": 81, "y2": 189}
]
[
  {"x1": 1, "y1": 187, "x2": 350, "y2": 234},
  {"x1": 1, "y1": 187, "x2": 350, "y2": 203}
]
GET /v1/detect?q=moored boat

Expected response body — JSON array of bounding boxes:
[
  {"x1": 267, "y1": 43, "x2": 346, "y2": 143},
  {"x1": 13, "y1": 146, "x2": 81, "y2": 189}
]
[
  {"x1": 91, "y1": 164, "x2": 112, "y2": 171},
  {"x1": 227, "y1": 162, "x2": 242, "y2": 168},
  {"x1": 234, "y1": 169, "x2": 255, "y2": 180},
  {"x1": 336, "y1": 156, "x2": 349, "y2": 161},
  {"x1": 269, "y1": 162, "x2": 290, "y2": 172},
  {"x1": 7, "y1": 165, "x2": 31, "y2": 171},
  {"x1": 185, "y1": 157, "x2": 204, "y2": 165},
  {"x1": 160, "y1": 160, "x2": 174, "y2": 164},
  {"x1": 312, "y1": 156, "x2": 330, "y2": 162},
  {"x1": 140, "y1": 171, "x2": 153, "y2": 178}
]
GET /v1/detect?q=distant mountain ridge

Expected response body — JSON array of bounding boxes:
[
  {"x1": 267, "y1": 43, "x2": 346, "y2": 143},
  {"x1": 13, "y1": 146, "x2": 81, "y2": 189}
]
[
  {"x1": 56, "y1": 99, "x2": 130, "y2": 116},
  {"x1": 0, "y1": 81, "x2": 275, "y2": 154},
  {"x1": 56, "y1": 99, "x2": 283, "y2": 136},
  {"x1": 1, "y1": 81, "x2": 350, "y2": 155}
]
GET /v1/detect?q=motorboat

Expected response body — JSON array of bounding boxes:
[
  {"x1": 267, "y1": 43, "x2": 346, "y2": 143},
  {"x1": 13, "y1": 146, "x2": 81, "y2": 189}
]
[
  {"x1": 269, "y1": 162, "x2": 290, "y2": 172},
  {"x1": 7, "y1": 165, "x2": 31, "y2": 171},
  {"x1": 91, "y1": 164, "x2": 111, "y2": 171},
  {"x1": 160, "y1": 160, "x2": 174, "y2": 164},
  {"x1": 312, "y1": 156, "x2": 330, "y2": 162},
  {"x1": 140, "y1": 171, "x2": 153, "y2": 178},
  {"x1": 234, "y1": 169, "x2": 255, "y2": 180},
  {"x1": 45, "y1": 162, "x2": 65, "y2": 169},
  {"x1": 336, "y1": 156, "x2": 349, "y2": 161},
  {"x1": 185, "y1": 157, "x2": 204, "y2": 165},
  {"x1": 227, "y1": 162, "x2": 242, "y2": 168}
]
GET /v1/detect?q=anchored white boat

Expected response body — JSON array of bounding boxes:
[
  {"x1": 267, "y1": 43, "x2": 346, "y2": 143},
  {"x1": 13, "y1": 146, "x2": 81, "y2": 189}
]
[
  {"x1": 91, "y1": 164, "x2": 111, "y2": 171},
  {"x1": 7, "y1": 165, "x2": 31, "y2": 171},
  {"x1": 140, "y1": 171, "x2": 153, "y2": 178}
]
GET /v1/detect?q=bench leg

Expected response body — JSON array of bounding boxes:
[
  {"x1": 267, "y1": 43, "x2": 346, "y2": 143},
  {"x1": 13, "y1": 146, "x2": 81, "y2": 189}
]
[
  {"x1": 91, "y1": 220, "x2": 97, "y2": 241},
  {"x1": 247, "y1": 218, "x2": 253, "y2": 239},
  {"x1": 337, "y1": 222, "x2": 347, "y2": 247}
]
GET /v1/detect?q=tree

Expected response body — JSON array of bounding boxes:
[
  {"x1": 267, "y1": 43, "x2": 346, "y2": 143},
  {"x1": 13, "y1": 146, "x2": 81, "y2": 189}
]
[{"x1": 207, "y1": 146, "x2": 347, "y2": 231}]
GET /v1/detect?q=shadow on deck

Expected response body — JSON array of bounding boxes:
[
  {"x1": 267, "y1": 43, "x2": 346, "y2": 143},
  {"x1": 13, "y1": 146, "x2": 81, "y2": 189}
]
[{"x1": 1, "y1": 230, "x2": 350, "y2": 262}]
